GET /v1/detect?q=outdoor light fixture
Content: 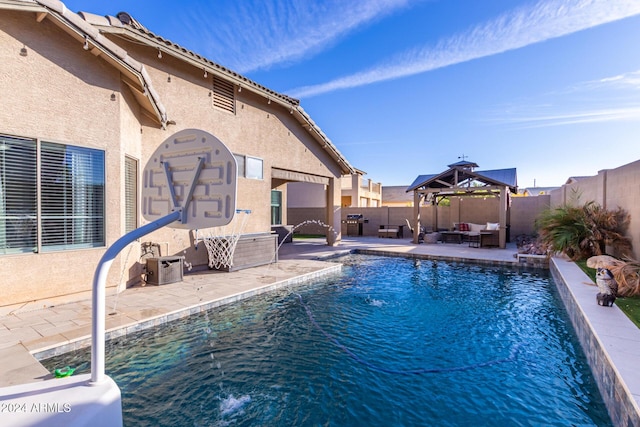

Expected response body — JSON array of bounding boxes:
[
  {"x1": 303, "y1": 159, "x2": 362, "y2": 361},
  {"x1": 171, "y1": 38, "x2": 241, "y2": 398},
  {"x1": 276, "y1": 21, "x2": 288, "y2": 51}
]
[
  {"x1": 157, "y1": 49, "x2": 162, "y2": 59},
  {"x1": 167, "y1": 74, "x2": 171, "y2": 83},
  {"x1": 267, "y1": 98, "x2": 271, "y2": 104},
  {"x1": 203, "y1": 69, "x2": 207, "y2": 78},
  {"x1": 83, "y1": 36, "x2": 89, "y2": 50},
  {"x1": 237, "y1": 85, "x2": 242, "y2": 92},
  {"x1": 20, "y1": 46, "x2": 27, "y2": 56},
  {"x1": 110, "y1": 92, "x2": 116, "y2": 101}
]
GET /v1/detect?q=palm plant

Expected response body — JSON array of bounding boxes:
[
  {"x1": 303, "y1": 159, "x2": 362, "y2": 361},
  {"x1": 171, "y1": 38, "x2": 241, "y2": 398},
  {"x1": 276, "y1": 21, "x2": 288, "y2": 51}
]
[
  {"x1": 611, "y1": 258, "x2": 640, "y2": 297},
  {"x1": 535, "y1": 201, "x2": 632, "y2": 261},
  {"x1": 581, "y1": 201, "x2": 632, "y2": 257}
]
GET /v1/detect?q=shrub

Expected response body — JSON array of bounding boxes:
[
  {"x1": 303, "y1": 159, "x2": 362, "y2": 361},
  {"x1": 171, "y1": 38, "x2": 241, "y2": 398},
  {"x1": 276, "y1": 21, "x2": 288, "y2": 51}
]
[{"x1": 535, "y1": 201, "x2": 632, "y2": 261}]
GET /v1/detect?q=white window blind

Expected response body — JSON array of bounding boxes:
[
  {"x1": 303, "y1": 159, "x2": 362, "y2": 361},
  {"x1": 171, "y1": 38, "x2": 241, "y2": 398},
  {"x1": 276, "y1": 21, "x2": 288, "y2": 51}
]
[
  {"x1": 0, "y1": 136, "x2": 37, "y2": 254},
  {"x1": 40, "y1": 142, "x2": 105, "y2": 251},
  {"x1": 124, "y1": 156, "x2": 138, "y2": 233}
]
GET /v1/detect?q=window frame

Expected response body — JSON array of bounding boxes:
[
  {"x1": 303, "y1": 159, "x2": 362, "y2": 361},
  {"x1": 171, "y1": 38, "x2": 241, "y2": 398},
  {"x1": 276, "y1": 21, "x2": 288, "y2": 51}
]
[
  {"x1": 234, "y1": 153, "x2": 264, "y2": 180},
  {"x1": 0, "y1": 134, "x2": 106, "y2": 255}
]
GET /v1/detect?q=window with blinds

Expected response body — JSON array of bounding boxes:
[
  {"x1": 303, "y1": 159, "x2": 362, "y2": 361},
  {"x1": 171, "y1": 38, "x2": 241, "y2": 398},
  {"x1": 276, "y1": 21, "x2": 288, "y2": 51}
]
[
  {"x1": 40, "y1": 142, "x2": 105, "y2": 251},
  {"x1": 124, "y1": 156, "x2": 138, "y2": 233},
  {"x1": 0, "y1": 135, "x2": 105, "y2": 254},
  {"x1": 212, "y1": 76, "x2": 236, "y2": 113},
  {"x1": 0, "y1": 136, "x2": 37, "y2": 254}
]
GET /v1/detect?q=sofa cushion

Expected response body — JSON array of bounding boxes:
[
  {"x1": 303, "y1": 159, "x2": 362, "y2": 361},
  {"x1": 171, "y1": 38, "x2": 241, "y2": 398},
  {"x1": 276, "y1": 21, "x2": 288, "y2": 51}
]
[
  {"x1": 459, "y1": 222, "x2": 470, "y2": 231},
  {"x1": 486, "y1": 222, "x2": 500, "y2": 230},
  {"x1": 469, "y1": 223, "x2": 484, "y2": 232}
]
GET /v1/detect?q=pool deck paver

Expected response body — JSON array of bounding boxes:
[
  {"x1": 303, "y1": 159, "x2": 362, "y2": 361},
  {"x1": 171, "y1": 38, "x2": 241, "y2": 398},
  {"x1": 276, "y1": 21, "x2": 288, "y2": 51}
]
[{"x1": 1, "y1": 236, "x2": 639, "y2": 423}]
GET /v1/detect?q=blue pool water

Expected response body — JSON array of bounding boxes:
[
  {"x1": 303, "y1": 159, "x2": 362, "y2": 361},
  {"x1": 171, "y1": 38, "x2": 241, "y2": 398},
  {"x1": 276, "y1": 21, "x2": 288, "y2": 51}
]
[{"x1": 43, "y1": 255, "x2": 613, "y2": 426}]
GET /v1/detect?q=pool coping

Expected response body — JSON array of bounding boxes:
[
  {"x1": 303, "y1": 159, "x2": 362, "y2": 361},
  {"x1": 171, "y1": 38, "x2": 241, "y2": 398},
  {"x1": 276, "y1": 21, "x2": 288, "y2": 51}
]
[
  {"x1": 31, "y1": 264, "x2": 343, "y2": 361},
  {"x1": 550, "y1": 257, "x2": 640, "y2": 427}
]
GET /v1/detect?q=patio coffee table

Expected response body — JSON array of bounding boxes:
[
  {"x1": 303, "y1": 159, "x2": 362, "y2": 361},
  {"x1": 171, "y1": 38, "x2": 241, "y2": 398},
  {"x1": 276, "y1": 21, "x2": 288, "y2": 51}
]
[{"x1": 440, "y1": 231, "x2": 464, "y2": 244}]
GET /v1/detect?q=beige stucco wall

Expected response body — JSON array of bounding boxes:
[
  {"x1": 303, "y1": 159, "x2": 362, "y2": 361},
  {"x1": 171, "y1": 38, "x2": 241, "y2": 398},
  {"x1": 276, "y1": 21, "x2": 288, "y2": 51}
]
[
  {"x1": 0, "y1": 11, "x2": 346, "y2": 306},
  {"x1": 120, "y1": 37, "x2": 344, "y2": 261},
  {"x1": 550, "y1": 160, "x2": 640, "y2": 260},
  {"x1": 510, "y1": 195, "x2": 550, "y2": 237},
  {"x1": 288, "y1": 182, "x2": 327, "y2": 208},
  {"x1": 0, "y1": 12, "x2": 126, "y2": 305}
]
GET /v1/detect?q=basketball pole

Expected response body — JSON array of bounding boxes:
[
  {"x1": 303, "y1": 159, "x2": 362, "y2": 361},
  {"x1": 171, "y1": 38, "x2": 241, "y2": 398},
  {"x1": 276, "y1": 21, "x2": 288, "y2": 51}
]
[{"x1": 90, "y1": 210, "x2": 181, "y2": 384}]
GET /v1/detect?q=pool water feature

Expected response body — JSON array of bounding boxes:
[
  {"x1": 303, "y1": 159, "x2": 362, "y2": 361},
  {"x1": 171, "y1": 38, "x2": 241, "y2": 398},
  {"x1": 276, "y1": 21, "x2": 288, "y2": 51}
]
[{"x1": 43, "y1": 254, "x2": 613, "y2": 426}]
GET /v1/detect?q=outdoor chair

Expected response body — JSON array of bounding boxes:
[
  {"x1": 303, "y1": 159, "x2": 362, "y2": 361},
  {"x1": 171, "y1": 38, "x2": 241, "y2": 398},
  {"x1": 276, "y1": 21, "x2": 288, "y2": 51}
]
[{"x1": 405, "y1": 219, "x2": 437, "y2": 243}]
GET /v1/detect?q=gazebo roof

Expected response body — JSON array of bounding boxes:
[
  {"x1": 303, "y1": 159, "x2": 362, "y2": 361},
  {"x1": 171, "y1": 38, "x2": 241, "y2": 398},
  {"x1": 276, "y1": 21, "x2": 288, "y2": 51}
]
[{"x1": 406, "y1": 162, "x2": 517, "y2": 193}]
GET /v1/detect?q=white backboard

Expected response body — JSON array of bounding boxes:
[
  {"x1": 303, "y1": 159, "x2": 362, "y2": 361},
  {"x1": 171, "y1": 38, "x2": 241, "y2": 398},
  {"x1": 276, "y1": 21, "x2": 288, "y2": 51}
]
[{"x1": 142, "y1": 129, "x2": 237, "y2": 229}]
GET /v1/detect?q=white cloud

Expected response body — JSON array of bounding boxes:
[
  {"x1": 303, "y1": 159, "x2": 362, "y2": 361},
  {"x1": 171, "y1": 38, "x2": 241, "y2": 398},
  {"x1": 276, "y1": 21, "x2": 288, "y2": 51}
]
[
  {"x1": 597, "y1": 70, "x2": 640, "y2": 89},
  {"x1": 498, "y1": 107, "x2": 640, "y2": 128},
  {"x1": 487, "y1": 68, "x2": 640, "y2": 128},
  {"x1": 179, "y1": 0, "x2": 413, "y2": 73},
  {"x1": 289, "y1": 0, "x2": 640, "y2": 98}
]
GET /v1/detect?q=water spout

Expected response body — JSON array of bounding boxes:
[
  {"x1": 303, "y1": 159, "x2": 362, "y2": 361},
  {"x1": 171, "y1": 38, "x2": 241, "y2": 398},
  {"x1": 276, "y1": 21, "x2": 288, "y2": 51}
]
[
  {"x1": 271, "y1": 219, "x2": 338, "y2": 265},
  {"x1": 110, "y1": 242, "x2": 135, "y2": 314}
]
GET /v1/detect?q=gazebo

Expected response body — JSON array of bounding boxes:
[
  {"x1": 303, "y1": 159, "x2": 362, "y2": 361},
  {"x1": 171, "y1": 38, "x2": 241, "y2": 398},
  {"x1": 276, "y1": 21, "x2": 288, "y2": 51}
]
[{"x1": 406, "y1": 160, "x2": 518, "y2": 248}]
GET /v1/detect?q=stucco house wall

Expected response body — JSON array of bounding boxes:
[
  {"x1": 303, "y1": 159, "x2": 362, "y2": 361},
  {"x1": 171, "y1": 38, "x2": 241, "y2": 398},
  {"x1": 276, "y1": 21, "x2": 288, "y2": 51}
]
[
  {"x1": 0, "y1": 2, "x2": 353, "y2": 307},
  {"x1": 287, "y1": 182, "x2": 327, "y2": 208},
  {"x1": 0, "y1": 10, "x2": 126, "y2": 304}
]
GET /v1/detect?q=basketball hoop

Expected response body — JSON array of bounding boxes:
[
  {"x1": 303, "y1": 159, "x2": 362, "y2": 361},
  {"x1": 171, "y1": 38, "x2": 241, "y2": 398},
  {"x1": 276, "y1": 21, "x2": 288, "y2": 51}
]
[
  {"x1": 92, "y1": 129, "x2": 237, "y2": 385},
  {"x1": 199, "y1": 209, "x2": 251, "y2": 270}
]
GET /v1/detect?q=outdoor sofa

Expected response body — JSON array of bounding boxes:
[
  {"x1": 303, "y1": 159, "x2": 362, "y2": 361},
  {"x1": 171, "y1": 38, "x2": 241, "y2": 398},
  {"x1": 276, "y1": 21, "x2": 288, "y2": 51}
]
[{"x1": 450, "y1": 222, "x2": 500, "y2": 247}]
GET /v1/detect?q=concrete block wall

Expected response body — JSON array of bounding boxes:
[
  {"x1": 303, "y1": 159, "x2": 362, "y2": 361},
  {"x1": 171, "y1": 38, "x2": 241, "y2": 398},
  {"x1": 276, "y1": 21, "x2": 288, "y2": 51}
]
[
  {"x1": 288, "y1": 200, "x2": 543, "y2": 239},
  {"x1": 510, "y1": 195, "x2": 551, "y2": 237},
  {"x1": 550, "y1": 160, "x2": 640, "y2": 260}
]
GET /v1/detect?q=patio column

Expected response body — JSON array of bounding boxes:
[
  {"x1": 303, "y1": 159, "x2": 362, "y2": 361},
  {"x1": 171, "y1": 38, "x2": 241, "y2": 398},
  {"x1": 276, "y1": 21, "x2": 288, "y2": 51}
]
[
  {"x1": 413, "y1": 190, "x2": 422, "y2": 244},
  {"x1": 498, "y1": 186, "x2": 508, "y2": 248},
  {"x1": 431, "y1": 193, "x2": 438, "y2": 232},
  {"x1": 326, "y1": 177, "x2": 341, "y2": 246}
]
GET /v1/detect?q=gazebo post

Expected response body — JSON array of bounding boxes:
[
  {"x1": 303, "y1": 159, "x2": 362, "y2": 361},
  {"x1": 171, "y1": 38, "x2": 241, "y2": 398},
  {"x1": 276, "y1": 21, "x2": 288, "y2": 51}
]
[
  {"x1": 499, "y1": 186, "x2": 508, "y2": 248},
  {"x1": 413, "y1": 191, "x2": 422, "y2": 244},
  {"x1": 432, "y1": 193, "x2": 439, "y2": 233}
]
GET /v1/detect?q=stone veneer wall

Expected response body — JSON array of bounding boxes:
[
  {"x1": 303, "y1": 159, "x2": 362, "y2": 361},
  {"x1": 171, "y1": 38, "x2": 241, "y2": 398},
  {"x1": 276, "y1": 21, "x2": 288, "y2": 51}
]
[{"x1": 550, "y1": 258, "x2": 640, "y2": 427}]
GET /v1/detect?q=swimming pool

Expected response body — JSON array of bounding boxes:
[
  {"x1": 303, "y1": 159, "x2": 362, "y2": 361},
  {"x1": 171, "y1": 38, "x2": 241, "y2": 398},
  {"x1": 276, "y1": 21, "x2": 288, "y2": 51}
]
[{"x1": 43, "y1": 254, "x2": 612, "y2": 426}]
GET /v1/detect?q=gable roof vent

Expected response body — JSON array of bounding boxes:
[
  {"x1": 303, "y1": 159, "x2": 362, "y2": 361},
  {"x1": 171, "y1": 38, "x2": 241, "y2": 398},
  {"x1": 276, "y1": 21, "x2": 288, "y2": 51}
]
[{"x1": 212, "y1": 76, "x2": 235, "y2": 114}]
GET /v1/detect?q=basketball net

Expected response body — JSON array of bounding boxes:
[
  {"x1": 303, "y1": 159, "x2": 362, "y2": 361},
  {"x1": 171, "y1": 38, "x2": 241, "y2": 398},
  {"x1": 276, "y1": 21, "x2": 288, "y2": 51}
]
[{"x1": 200, "y1": 209, "x2": 251, "y2": 270}]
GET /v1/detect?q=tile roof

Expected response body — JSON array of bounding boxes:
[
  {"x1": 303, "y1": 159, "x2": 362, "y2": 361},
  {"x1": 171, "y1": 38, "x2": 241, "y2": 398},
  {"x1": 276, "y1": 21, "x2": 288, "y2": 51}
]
[{"x1": 3, "y1": 0, "x2": 356, "y2": 174}]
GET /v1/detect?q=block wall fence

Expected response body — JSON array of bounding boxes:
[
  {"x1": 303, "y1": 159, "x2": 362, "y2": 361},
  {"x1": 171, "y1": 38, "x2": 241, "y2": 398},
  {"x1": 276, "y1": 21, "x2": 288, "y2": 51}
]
[{"x1": 289, "y1": 158, "x2": 640, "y2": 260}]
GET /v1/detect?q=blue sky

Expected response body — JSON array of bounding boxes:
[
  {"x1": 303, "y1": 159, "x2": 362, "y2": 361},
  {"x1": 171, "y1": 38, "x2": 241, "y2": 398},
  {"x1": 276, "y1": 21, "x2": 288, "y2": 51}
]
[{"x1": 62, "y1": 0, "x2": 640, "y2": 188}]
